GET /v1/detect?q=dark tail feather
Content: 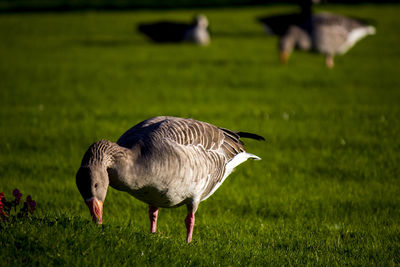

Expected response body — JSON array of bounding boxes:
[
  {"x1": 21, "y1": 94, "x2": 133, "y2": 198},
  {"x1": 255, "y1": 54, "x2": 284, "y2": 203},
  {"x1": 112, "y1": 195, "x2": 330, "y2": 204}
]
[{"x1": 237, "y1": 132, "x2": 265, "y2": 141}]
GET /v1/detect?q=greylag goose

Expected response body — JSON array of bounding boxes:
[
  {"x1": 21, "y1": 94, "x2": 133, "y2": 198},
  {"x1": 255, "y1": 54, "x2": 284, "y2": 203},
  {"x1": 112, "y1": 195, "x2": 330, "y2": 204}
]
[
  {"x1": 279, "y1": 12, "x2": 376, "y2": 68},
  {"x1": 76, "y1": 116, "x2": 264, "y2": 243},
  {"x1": 138, "y1": 15, "x2": 210, "y2": 45}
]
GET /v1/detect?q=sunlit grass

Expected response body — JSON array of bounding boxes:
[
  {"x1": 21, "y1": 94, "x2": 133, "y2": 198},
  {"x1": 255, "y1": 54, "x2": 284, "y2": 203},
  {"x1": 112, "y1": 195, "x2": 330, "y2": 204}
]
[{"x1": 1, "y1": 4, "x2": 400, "y2": 265}]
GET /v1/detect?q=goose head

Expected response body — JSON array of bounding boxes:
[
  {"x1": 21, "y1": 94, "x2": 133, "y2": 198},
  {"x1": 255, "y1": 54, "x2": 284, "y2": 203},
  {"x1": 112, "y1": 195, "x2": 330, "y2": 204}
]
[
  {"x1": 76, "y1": 140, "x2": 117, "y2": 224},
  {"x1": 194, "y1": 14, "x2": 208, "y2": 29},
  {"x1": 279, "y1": 25, "x2": 311, "y2": 64},
  {"x1": 76, "y1": 165, "x2": 109, "y2": 224}
]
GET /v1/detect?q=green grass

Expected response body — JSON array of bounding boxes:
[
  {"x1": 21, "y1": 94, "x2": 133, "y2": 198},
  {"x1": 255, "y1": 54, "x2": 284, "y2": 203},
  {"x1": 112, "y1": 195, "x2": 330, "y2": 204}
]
[{"x1": 1, "y1": 4, "x2": 400, "y2": 266}]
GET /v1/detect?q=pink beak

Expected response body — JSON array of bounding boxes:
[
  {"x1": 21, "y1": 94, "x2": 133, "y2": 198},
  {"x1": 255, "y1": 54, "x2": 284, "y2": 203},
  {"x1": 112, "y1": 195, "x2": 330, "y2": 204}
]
[{"x1": 85, "y1": 198, "x2": 103, "y2": 224}]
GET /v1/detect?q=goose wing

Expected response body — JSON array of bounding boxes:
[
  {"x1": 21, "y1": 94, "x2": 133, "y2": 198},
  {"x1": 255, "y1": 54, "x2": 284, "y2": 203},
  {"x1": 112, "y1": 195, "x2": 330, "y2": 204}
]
[
  {"x1": 117, "y1": 116, "x2": 247, "y2": 161},
  {"x1": 312, "y1": 13, "x2": 369, "y2": 55},
  {"x1": 312, "y1": 13, "x2": 365, "y2": 32},
  {"x1": 161, "y1": 117, "x2": 246, "y2": 161}
]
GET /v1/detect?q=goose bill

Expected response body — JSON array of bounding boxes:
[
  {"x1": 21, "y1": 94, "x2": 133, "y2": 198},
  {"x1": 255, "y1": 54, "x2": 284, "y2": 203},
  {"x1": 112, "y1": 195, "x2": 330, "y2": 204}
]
[{"x1": 85, "y1": 198, "x2": 103, "y2": 224}]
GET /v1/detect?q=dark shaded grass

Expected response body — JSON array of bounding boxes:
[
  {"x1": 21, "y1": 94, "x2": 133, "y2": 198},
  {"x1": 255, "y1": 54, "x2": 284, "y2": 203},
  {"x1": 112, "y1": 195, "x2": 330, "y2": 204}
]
[{"x1": 1, "y1": 4, "x2": 400, "y2": 266}]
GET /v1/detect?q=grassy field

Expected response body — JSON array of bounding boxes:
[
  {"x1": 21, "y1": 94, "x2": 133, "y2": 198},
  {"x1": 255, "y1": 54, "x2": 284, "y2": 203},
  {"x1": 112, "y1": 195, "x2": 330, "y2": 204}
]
[{"x1": 1, "y1": 4, "x2": 399, "y2": 266}]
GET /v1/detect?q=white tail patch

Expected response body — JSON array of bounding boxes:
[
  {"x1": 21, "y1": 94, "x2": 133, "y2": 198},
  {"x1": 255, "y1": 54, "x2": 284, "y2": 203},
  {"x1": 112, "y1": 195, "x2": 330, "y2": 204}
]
[
  {"x1": 366, "y1": 26, "x2": 376, "y2": 35},
  {"x1": 225, "y1": 152, "x2": 261, "y2": 178},
  {"x1": 338, "y1": 26, "x2": 376, "y2": 55},
  {"x1": 201, "y1": 152, "x2": 261, "y2": 201}
]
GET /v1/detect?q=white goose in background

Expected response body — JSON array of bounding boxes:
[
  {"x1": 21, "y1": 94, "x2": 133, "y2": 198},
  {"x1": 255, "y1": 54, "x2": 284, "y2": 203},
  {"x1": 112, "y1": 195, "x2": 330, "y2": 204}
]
[
  {"x1": 76, "y1": 116, "x2": 264, "y2": 243},
  {"x1": 279, "y1": 12, "x2": 376, "y2": 68},
  {"x1": 183, "y1": 14, "x2": 210, "y2": 45}
]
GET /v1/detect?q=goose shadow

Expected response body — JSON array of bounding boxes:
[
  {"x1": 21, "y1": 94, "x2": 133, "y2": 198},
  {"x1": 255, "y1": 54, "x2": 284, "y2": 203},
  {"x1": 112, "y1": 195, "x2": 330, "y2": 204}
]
[
  {"x1": 257, "y1": 13, "x2": 309, "y2": 37},
  {"x1": 137, "y1": 21, "x2": 192, "y2": 43},
  {"x1": 136, "y1": 15, "x2": 210, "y2": 45},
  {"x1": 80, "y1": 38, "x2": 135, "y2": 47}
]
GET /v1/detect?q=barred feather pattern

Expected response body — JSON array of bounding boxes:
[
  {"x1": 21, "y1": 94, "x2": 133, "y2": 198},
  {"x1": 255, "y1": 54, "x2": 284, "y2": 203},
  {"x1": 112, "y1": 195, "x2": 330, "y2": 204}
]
[
  {"x1": 80, "y1": 139, "x2": 128, "y2": 168},
  {"x1": 118, "y1": 117, "x2": 245, "y2": 161},
  {"x1": 116, "y1": 117, "x2": 252, "y2": 203}
]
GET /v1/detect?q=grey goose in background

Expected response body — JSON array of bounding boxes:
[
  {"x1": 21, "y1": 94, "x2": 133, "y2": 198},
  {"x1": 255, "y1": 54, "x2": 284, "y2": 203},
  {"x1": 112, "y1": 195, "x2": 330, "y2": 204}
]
[
  {"x1": 279, "y1": 12, "x2": 376, "y2": 68},
  {"x1": 138, "y1": 15, "x2": 210, "y2": 45},
  {"x1": 76, "y1": 116, "x2": 264, "y2": 243}
]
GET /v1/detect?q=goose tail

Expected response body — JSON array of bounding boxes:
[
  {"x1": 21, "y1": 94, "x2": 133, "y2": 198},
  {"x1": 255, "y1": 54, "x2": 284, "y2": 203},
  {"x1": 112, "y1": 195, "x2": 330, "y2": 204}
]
[{"x1": 237, "y1": 131, "x2": 265, "y2": 141}]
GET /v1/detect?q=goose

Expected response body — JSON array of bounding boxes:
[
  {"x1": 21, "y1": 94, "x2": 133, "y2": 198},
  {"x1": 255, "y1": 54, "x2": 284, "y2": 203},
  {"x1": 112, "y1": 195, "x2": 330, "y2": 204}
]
[
  {"x1": 138, "y1": 15, "x2": 210, "y2": 45},
  {"x1": 279, "y1": 12, "x2": 376, "y2": 68},
  {"x1": 76, "y1": 116, "x2": 264, "y2": 243}
]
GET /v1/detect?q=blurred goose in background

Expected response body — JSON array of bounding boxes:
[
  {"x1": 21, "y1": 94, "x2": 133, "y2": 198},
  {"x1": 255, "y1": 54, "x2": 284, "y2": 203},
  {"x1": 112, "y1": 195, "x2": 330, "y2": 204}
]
[
  {"x1": 258, "y1": 0, "x2": 375, "y2": 68},
  {"x1": 138, "y1": 15, "x2": 210, "y2": 45},
  {"x1": 279, "y1": 12, "x2": 376, "y2": 68},
  {"x1": 279, "y1": 13, "x2": 375, "y2": 68},
  {"x1": 76, "y1": 116, "x2": 264, "y2": 243}
]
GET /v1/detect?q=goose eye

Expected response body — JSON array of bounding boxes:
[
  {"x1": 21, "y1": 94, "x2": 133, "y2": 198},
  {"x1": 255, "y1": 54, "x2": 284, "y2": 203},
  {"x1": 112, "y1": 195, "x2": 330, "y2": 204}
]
[{"x1": 94, "y1": 183, "x2": 98, "y2": 189}]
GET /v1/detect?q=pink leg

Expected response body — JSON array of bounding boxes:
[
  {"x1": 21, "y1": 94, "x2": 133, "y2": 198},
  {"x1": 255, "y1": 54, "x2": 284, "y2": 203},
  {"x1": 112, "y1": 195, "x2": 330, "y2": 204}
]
[
  {"x1": 185, "y1": 212, "x2": 195, "y2": 243},
  {"x1": 280, "y1": 50, "x2": 290, "y2": 65},
  {"x1": 149, "y1": 205, "x2": 159, "y2": 233},
  {"x1": 325, "y1": 55, "x2": 334, "y2": 68}
]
